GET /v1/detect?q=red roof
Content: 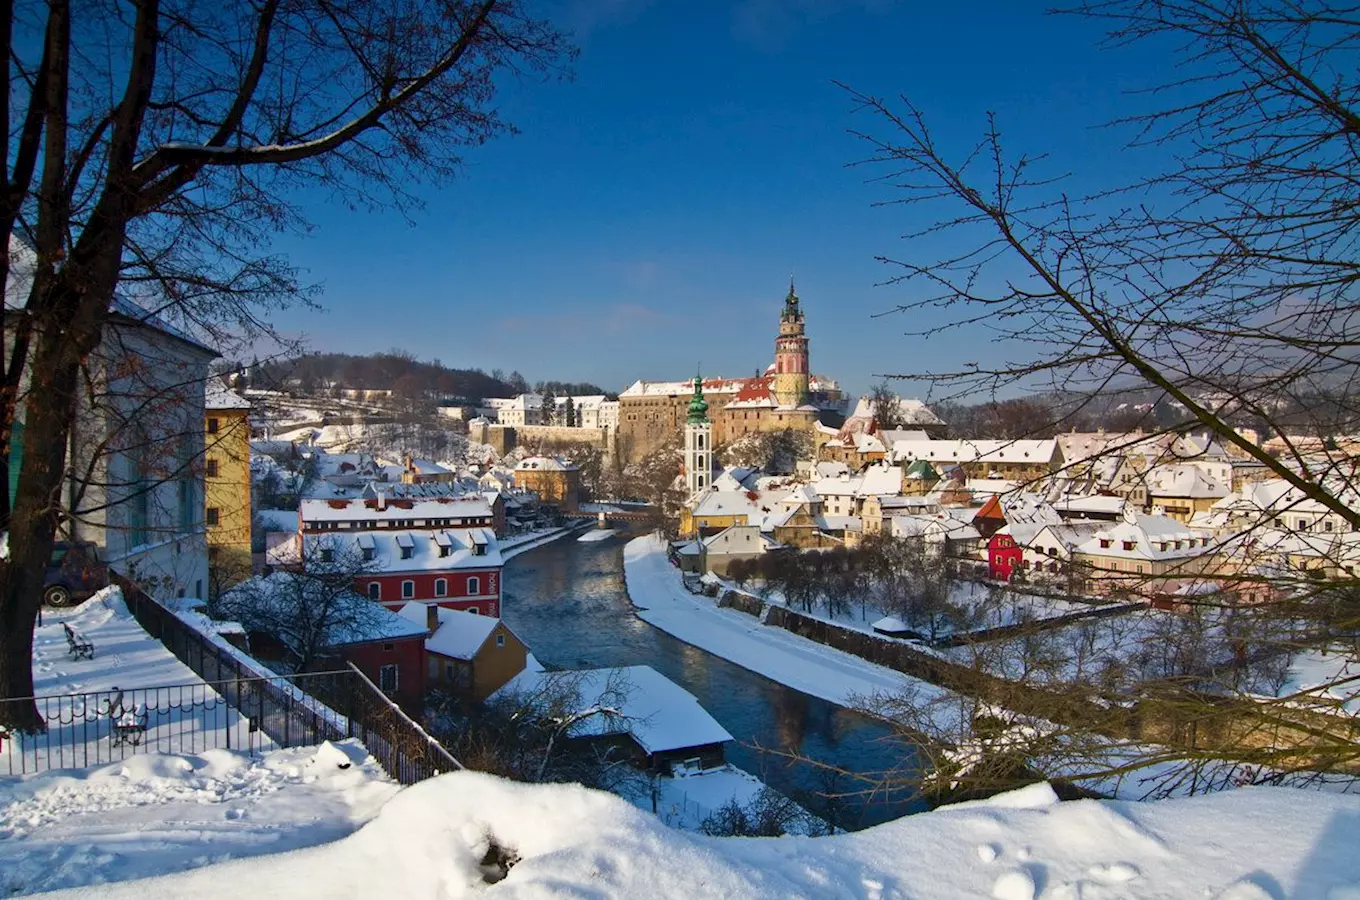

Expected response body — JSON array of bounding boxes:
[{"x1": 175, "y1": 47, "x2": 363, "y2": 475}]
[{"x1": 732, "y1": 377, "x2": 775, "y2": 403}]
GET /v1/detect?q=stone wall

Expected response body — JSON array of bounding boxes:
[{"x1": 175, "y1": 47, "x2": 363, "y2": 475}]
[{"x1": 469, "y1": 422, "x2": 616, "y2": 459}]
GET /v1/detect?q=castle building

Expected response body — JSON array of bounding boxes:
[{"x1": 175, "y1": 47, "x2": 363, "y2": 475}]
[
  {"x1": 684, "y1": 375, "x2": 712, "y2": 497},
  {"x1": 618, "y1": 282, "x2": 847, "y2": 462}
]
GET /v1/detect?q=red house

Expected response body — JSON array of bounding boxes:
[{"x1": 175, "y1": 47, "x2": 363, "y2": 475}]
[
  {"x1": 988, "y1": 529, "x2": 1024, "y2": 581},
  {"x1": 304, "y1": 528, "x2": 504, "y2": 618},
  {"x1": 328, "y1": 612, "x2": 430, "y2": 716}
]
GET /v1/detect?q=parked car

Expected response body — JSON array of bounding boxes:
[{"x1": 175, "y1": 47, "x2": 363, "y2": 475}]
[{"x1": 43, "y1": 541, "x2": 108, "y2": 607}]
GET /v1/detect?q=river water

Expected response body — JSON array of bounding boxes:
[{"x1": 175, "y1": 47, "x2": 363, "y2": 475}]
[{"x1": 500, "y1": 528, "x2": 926, "y2": 829}]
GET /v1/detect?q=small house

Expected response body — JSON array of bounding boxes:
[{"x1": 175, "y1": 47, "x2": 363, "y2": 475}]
[{"x1": 397, "y1": 601, "x2": 527, "y2": 701}]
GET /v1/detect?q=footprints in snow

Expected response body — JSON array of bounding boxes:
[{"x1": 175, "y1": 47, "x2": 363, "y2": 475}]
[{"x1": 976, "y1": 842, "x2": 1142, "y2": 900}]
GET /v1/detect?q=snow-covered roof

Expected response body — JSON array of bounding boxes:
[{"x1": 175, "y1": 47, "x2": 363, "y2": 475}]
[
  {"x1": 1075, "y1": 510, "x2": 1216, "y2": 561},
  {"x1": 891, "y1": 439, "x2": 1057, "y2": 466},
  {"x1": 205, "y1": 379, "x2": 251, "y2": 411},
  {"x1": 300, "y1": 494, "x2": 494, "y2": 525},
  {"x1": 223, "y1": 573, "x2": 428, "y2": 647},
  {"x1": 566, "y1": 665, "x2": 733, "y2": 754},
  {"x1": 1147, "y1": 463, "x2": 1229, "y2": 499},
  {"x1": 304, "y1": 527, "x2": 502, "y2": 572},
  {"x1": 515, "y1": 456, "x2": 576, "y2": 472},
  {"x1": 850, "y1": 396, "x2": 945, "y2": 427},
  {"x1": 396, "y1": 602, "x2": 513, "y2": 660}
]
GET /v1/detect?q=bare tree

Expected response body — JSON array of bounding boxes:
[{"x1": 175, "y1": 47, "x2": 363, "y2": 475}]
[
  {"x1": 1, "y1": 0, "x2": 569, "y2": 729},
  {"x1": 213, "y1": 539, "x2": 385, "y2": 673},
  {"x1": 838, "y1": 0, "x2": 1360, "y2": 790}
]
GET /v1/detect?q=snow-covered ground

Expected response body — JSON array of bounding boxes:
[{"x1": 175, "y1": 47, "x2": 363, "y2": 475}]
[
  {"x1": 577, "y1": 528, "x2": 617, "y2": 543},
  {"x1": 3, "y1": 588, "x2": 260, "y2": 775},
  {"x1": 0, "y1": 740, "x2": 397, "y2": 897},
  {"x1": 32, "y1": 772, "x2": 1360, "y2": 900},
  {"x1": 1282, "y1": 647, "x2": 1360, "y2": 714},
  {"x1": 623, "y1": 535, "x2": 943, "y2": 708}
]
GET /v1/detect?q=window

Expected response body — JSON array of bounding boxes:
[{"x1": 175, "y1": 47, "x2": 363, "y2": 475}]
[
  {"x1": 207, "y1": 418, "x2": 219, "y2": 434},
  {"x1": 401, "y1": 546, "x2": 413, "y2": 560},
  {"x1": 206, "y1": 507, "x2": 220, "y2": 527},
  {"x1": 435, "y1": 578, "x2": 448, "y2": 597},
  {"x1": 468, "y1": 576, "x2": 480, "y2": 595},
  {"x1": 205, "y1": 459, "x2": 219, "y2": 478},
  {"x1": 368, "y1": 582, "x2": 381, "y2": 601},
  {"x1": 320, "y1": 548, "x2": 334, "y2": 562},
  {"x1": 1122, "y1": 541, "x2": 1135, "y2": 551},
  {"x1": 446, "y1": 663, "x2": 455, "y2": 681},
  {"x1": 496, "y1": 634, "x2": 506, "y2": 648},
  {"x1": 379, "y1": 664, "x2": 398, "y2": 693},
  {"x1": 1099, "y1": 538, "x2": 1111, "y2": 549},
  {"x1": 469, "y1": 606, "x2": 479, "y2": 615},
  {"x1": 383, "y1": 642, "x2": 394, "y2": 652},
  {"x1": 1326, "y1": 520, "x2": 1336, "y2": 532},
  {"x1": 402, "y1": 580, "x2": 415, "y2": 599},
  {"x1": 362, "y1": 548, "x2": 375, "y2": 562}
]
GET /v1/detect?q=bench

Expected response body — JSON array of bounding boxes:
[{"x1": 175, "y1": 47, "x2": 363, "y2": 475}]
[
  {"x1": 63, "y1": 623, "x2": 94, "y2": 660},
  {"x1": 111, "y1": 706, "x2": 149, "y2": 746}
]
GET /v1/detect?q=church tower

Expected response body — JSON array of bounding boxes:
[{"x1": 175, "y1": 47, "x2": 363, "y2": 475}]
[
  {"x1": 772, "y1": 279, "x2": 810, "y2": 407},
  {"x1": 684, "y1": 373, "x2": 712, "y2": 497}
]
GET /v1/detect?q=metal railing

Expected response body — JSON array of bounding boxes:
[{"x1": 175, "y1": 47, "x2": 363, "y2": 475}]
[
  {"x1": 102, "y1": 575, "x2": 460, "y2": 784},
  {"x1": 1, "y1": 671, "x2": 352, "y2": 775}
]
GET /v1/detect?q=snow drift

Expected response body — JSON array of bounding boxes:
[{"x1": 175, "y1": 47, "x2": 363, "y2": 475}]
[{"x1": 33, "y1": 770, "x2": 1360, "y2": 899}]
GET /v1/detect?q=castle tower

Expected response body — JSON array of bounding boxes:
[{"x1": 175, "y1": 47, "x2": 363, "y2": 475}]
[
  {"x1": 772, "y1": 279, "x2": 810, "y2": 407},
  {"x1": 684, "y1": 373, "x2": 712, "y2": 497}
]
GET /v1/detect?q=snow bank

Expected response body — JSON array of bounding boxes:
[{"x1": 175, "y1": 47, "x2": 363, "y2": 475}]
[
  {"x1": 622, "y1": 534, "x2": 943, "y2": 707},
  {"x1": 32, "y1": 773, "x2": 1360, "y2": 899},
  {"x1": 0, "y1": 740, "x2": 397, "y2": 896},
  {"x1": 577, "y1": 528, "x2": 617, "y2": 543}
]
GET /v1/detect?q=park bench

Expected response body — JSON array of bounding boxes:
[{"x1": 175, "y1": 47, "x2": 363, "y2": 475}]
[
  {"x1": 106, "y1": 688, "x2": 149, "y2": 746},
  {"x1": 110, "y1": 706, "x2": 149, "y2": 746},
  {"x1": 62, "y1": 623, "x2": 94, "y2": 660}
]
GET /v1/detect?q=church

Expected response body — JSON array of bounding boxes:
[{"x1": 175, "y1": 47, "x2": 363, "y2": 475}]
[{"x1": 617, "y1": 282, "x2": 848, "y2": 462}]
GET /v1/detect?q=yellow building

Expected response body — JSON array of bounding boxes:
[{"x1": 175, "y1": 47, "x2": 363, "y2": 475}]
[{"x1": 204, "y1": 381, "x2": 253, "y2": 594}]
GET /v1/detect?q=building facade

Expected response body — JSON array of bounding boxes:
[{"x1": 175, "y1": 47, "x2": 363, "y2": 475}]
[{"x1": 204, "y1": 381, "x2": 253, "y2": 594}]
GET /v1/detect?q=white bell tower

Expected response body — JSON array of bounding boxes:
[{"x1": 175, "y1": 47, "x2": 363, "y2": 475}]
[{"x1": 684, "y1": 374, "x2": 712, "y2": 497}]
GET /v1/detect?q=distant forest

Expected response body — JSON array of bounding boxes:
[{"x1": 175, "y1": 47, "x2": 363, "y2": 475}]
[{"x1": 244, "y1": 351, "x2": 611, "y2": 402}]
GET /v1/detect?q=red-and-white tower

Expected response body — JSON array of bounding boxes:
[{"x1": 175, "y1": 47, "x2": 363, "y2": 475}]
[{"x1": 772, "y1": 280, "x2": 810, "y2": 407}]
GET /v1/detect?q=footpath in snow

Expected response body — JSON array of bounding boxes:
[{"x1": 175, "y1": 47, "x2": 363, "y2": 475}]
[
  {"x1": 32, "y1": 772, "x2": 1360, "y2": 900},
  {"x1": 623, "y1": 534, "x2": 944, "y2": 708}
]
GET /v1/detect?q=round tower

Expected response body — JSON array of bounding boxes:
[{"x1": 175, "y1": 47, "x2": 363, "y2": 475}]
[
  {"x1": 684, "y1": 373, "x2": 712, "y2": 497},
  {"x1": 772, "y1": 279, "x2": 810, "y2": 407}
]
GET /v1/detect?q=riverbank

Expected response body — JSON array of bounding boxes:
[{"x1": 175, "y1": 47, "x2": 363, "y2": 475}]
[
  {"x1": 501, "y1": 522, "x2": 593, "y2": 561},
  {"x1": 622, "y1": 534, "x2": 945, "y2": 709}
]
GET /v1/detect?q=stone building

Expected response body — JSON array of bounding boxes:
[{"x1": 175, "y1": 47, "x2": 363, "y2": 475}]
[
  {"x1": 617, "y1": 282, "x2": 847, "y2": 462},
  {"x1": 513, "y1": 455, "x2": 581, "y2": 513}
]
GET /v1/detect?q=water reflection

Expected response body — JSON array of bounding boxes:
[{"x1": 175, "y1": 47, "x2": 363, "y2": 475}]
[{"x1": 501, "y1": 529, "x2": 926, "y2": 828}]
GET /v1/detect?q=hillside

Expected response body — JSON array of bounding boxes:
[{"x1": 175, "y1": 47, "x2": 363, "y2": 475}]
[{"x1": 251, "y1": 352, "x2": 520, "y2": 401}]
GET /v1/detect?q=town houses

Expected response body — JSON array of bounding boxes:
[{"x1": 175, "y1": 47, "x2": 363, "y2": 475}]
[{"x1": 298, "y1": 493, "x2": 505, "y2": 616}]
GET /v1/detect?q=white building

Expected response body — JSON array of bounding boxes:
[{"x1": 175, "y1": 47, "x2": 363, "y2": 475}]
[
  {"x1": 6, "y1": 240, "x2": 215, "y2": 599},
  {"x1": 488, "y1": 393, "x2": 543, "y2": 427}
]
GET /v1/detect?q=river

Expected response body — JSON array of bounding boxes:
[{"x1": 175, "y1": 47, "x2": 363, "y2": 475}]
[{"x1": 500, "y1": 527, "x2": 926, "y2": 829}]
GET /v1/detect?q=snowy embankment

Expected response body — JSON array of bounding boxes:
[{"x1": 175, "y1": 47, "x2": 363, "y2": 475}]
[
  {"x1": 623, "y1": 534, "x2": 944, "y2": 708},
  {"x1": 500, "y1": 523, "x2": 591, "y2": 562},
  {"x1": 34, "y1": 773, "x2": 1360, "y2": 900},
  {"x1": 577, "y1": 528, "x2": 617, "y2": 543},
  {"x1": 0, "y1": 740, "x2": 398, "y2": 897}
]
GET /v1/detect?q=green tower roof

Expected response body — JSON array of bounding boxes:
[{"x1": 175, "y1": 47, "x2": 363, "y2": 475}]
[{"x1": 687, "y1": 373, "x2": 709, "y2": 425}]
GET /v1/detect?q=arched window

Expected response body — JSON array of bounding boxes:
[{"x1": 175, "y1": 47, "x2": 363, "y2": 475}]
[
  {"x1": 368, "y1": 582, "x2": 381, "y2": 601},
  {"x1": 434, "y1": 578, "x2": 447, "y2": 598},
  {"x1": 468, "y1": 576, "x2": 481, "y2": 595}
]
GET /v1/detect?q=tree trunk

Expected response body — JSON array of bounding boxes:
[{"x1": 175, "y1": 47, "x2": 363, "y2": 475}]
[{"x1": 0, "y1": 317, "x2": 87, "y2": 730}]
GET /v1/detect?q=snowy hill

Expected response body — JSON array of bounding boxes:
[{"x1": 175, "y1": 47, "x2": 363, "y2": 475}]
[{"x1": 28, "y1": 772, "x2": 1360, "y2": 899}]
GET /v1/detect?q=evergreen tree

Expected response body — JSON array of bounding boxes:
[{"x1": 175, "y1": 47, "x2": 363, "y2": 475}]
[
  {"x1": 564, "y1": 396, "x2": 576, "y2": 428},
  {"x1": 540, "y1": 389, "x2": 556, "y2": 425}
]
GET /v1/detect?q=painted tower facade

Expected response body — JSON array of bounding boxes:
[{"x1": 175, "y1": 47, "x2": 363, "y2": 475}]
[
  {"x1": 684, "y1": 374, "x2": 712, "y2": 497},
  {"x1": 772, "y1": 280, "x2": 810, "y2": 407}
]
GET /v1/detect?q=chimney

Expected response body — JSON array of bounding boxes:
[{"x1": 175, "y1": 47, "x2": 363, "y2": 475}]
[
  {"x1": 376, "y1": 490, "x2": 386, "y2": 511},
  {"x1": 426, "y1": 603, "x2": 439, "y2": 632},
  {"x1": 405, "y1": 454, "x2": 415, "y2": 473}
]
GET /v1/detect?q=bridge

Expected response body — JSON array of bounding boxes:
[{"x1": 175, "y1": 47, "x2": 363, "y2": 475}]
[{"x1": 564, "y1": 505, "x2": 655, "y2": 524}]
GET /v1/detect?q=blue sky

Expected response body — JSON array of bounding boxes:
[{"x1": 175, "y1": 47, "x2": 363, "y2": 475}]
[{"x1": 264, "y1": 1, "x2": 1171, "y2": 399}]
